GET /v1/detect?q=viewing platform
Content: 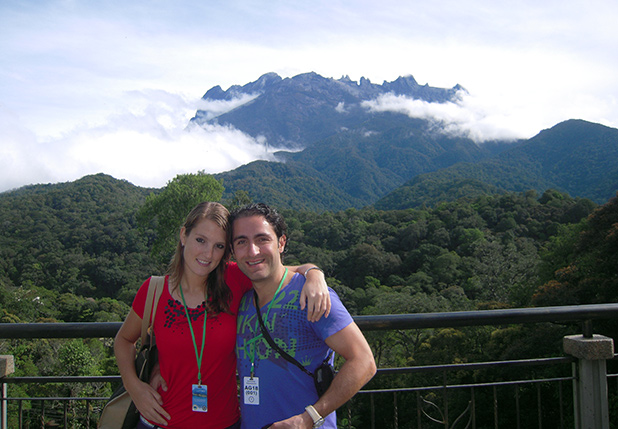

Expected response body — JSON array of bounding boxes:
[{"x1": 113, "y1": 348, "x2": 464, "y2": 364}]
[{"x1": 1, "y1": 303, "x2": 617, "y2": 428}]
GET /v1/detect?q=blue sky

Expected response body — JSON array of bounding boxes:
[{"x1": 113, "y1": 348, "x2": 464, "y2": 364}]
[{"x1": 1, "y1": 0, "x2": 617, "y2": 192}]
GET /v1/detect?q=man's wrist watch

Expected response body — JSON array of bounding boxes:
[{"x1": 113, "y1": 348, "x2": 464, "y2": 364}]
[{"x1": 305, "y1": 405, "x2": 325, "y2": 428}]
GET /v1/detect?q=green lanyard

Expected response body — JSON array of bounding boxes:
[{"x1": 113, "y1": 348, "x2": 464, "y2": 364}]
[
  {"x1": 247, "y1": 268, "x2": 288, "y2": 377},
  {"x1": 179, "y1": 283, "x2": 208, "y2": 386}
]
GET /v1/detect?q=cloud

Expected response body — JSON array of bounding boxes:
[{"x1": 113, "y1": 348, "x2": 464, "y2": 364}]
[
  {"x1": 0, "y1": 105, "x2": 50, "y2": 192},
  {"x1": 363, "y1": 92, "x2": 542, "y2": 143},
  {"x1": 0, "y1": 91, "x2": 277, "y2": 193},
  {"x1": 193, "y1": 93, "x2": 260, "y2": 122}
]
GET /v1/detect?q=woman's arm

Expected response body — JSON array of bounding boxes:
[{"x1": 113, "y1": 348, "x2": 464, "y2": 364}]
[
  {"x1": 114, "y1": 309, "x2": 171, "y2": 425},
  {"x1": 287, "y1": 264, "x2": 331, "y2": 322}
]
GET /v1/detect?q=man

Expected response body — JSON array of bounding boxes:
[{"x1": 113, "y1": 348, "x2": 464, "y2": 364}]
[{"x1": 231, "y1": 203, "x2": 376, "y2": 429}]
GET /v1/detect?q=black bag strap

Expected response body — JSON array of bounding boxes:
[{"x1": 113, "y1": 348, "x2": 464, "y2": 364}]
[{"x1": 254, "y1": 290, "x2": 332, "y2": 377}]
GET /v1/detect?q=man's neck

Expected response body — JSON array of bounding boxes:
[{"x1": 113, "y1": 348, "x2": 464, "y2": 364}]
[{"x1": 253, "y1": 266, "x2": 290, "y2": 307}]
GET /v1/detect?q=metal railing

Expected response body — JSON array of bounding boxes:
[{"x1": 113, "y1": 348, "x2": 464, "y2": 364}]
[
  {"x1": 358, "y1": 356, "x2": 579, "y2": 429},
  {"x1": 1, "y1": 303, "x2": 618, "y2": 428}
]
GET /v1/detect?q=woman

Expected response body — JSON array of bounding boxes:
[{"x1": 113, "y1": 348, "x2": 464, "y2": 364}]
[{"x1": 114, "y1": 202, "x2": 330, "y2": 429}]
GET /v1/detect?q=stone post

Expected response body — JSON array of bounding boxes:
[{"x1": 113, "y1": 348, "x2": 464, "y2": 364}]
[
  {"x1": 564, "y1": 334, "x2": 614, "y2": 429},
  {"x1": 0, "y1": 355, "x2": 15, "y2": 429}
]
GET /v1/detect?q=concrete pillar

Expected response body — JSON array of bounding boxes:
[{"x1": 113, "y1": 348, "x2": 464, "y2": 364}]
[
  {"x1": 0, "y1": 355, "x2": 15, "y2": 429},
  {"x1": 564, "y1": 334, "x2": 614, "y2": 429}
]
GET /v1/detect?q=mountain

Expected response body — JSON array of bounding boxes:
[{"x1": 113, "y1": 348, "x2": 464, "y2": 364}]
[
  {"x1": 375, "y1": 120, "x2": 618, "y2": 209},
  {"x1": 191, "y1": 72, "x2": 465, "y2": 149},
  {"x1": 8, "y1": 73, "x2": 615, "y2": 215},
  {"x1": 0, "y1": 174, "x2": 161, "y2": 300},
  {"x1": 216, "y1": 160, "x2": 366, "y2": 212},
  {"x1": 198, "y1": 72, "x2": 521, "y2": 211},
  {"x1": 213, "y1": 110, "x2": 514, "y2": 211},
  {"x1": 193, "y1": 72, "x2": 617, "y2": 211}
]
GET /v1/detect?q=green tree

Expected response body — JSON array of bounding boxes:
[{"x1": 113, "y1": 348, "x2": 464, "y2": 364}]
[
  {"x1": 533, "y1": 193, "x2": 618, "y2": 307},
  {"x1": 58, "y1": 339, "x2": 99, "y2": 377},
  {"x1": 414, "y1": 327, "x2": 471, "y2": 365},
  {"x1": 137, "y1": 172, "x2": 225, "y2": 261},
  {"x1": 468, "y1": 239, "x2": 539, "y2": 304},
  {"x1": 225, "y1": 189, "x2": 252, "y2": 211}
]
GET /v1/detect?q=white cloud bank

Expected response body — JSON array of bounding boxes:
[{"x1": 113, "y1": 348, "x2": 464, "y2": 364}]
[
  {"x1": 363, "y1": 91, "x2": 544, "y2": 143},
  {"x1": 0, "y1": 92, "x2": 275, "y2": 193}
]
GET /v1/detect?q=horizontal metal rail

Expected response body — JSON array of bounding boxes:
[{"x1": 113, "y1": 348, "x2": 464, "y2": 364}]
[
  {"x1": 377, "y1": 356, "x2": 576, "y2": 375},
  {"x1": 361, "y1": 376, "x2": 576, "y2": 394},
  {"x1": 2, "y1": 356, "x2": 576, "y2": 386},
  {"x1": 353, "y1": 303, "x2": 618, "y2": 331},
  {"x1": 5, "y1": 396, "x2": 106, "y2": 401},
  {"x1": 2, "y1": 303, "x2": 618, "y2": 339},
  {"x1": 3, "y1": 376, "x2": 120, "y2": 384}
]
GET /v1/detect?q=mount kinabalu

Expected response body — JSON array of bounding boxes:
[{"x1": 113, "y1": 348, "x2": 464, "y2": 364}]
[
  {"x1": 189, "y1": 72, "x2": 514, "y2": 211},
  {"x1": 189, "y1": 72, "x2": 618, "y2": 212},
  {"x1": 190, "y1": 72, "x2": 466, "y2": 149}
]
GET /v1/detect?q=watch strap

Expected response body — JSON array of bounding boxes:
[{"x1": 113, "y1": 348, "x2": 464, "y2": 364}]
[{"x1": 305, "y1": 405, "x2": 323, "y2": 427}]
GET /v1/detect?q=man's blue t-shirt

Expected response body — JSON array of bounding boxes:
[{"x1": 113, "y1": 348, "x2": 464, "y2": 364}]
[{"x1": 236, "y1": 273, "x2": 353, "y2": 429}]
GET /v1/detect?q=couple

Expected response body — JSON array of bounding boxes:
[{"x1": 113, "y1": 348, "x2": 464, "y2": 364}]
[{"x1": 115, "y1": 202, "x2": 376, "y2": 428}]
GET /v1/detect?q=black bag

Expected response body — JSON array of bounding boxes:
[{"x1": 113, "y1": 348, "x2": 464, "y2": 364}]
[
  {"x1": 312, "y1": 358, "x2": 336, "y2": 397},
  {"x1": 254, "y1": 290, "x2": 336, "y2": 397},
  {"x1": 99, "y1": 276, "x2": 164, "y2": 429}
]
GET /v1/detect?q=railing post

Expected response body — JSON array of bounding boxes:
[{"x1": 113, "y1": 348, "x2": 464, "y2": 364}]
[
  {"x1": 564, "y1": 333, "x2": 613, "y2": 429},
  {"x1": 0, "y1": 355, "x2": 15, "y2": 429}
]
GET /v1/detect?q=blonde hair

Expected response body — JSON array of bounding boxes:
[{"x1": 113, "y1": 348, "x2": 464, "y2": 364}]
[{"x1": 167, "y1": 202, "x2": 231, "y2": 314}]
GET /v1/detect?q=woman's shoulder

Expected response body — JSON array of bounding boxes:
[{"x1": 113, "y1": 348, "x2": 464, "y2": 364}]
[
  {"x1": 132, "y1": 275, "x2": 170, "y2": 317},
  {"x1": 224, "y1": 261, "x2": 252, "y2": 295},
  {"x1": 224, "y1": 261, "x2": 240, "y2": 281}
]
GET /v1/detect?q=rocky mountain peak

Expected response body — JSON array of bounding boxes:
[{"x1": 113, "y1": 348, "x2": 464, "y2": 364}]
[{"x1": 192, "y1": 71, "x2": 464, "y2": 148}]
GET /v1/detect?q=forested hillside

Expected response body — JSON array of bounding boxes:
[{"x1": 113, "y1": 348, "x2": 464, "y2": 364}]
[
  {"x1": 282, "y1": 189, "x2": 597, "y2": 312},
  {"x1": 0, "y1": 174, "x2": 600, "y2": 324},
  {"x1": 376, "y1": 120, "x2": 618, "y2": 209},
  {"x1": 0, "y1": 174, "x2": 162, "y2": 323},
  {"x1": 214, "y1": 112, "x2": 512, "y2": 211}
]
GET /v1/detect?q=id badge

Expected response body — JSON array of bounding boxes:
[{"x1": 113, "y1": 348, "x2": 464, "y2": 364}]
[
  {"x1": 243, "y1": 376, "x2": 260, "y2": 405},
  {"x1": 192, "y1": 384, "x2": 208, "y2": 412}
]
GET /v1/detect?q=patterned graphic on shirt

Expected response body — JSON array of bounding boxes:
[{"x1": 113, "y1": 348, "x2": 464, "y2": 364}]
[
  {"x1": 237, "y1": 282, "x2": 331, "y2": 372},
  {"x1": 163, "y1": 298, "x2": 220, "y2": 333}
]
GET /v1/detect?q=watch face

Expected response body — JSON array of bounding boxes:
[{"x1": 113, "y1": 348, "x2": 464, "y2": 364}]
[{"x1": 314, "y1": 418, "x2": 325, "y2": 428}]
